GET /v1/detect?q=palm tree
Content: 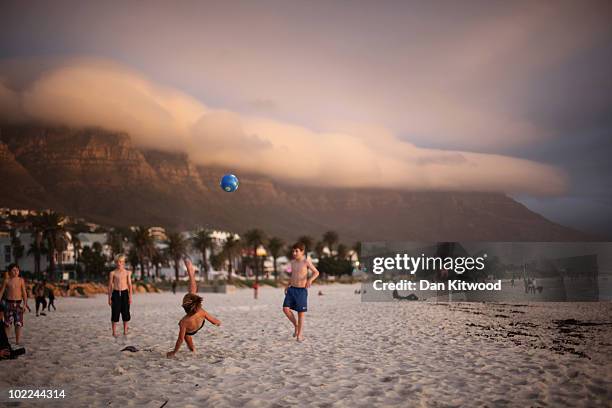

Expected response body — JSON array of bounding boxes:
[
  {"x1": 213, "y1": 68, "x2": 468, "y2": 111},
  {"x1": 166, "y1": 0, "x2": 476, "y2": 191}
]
[
  {"x1": 106, "y1": 230, "x2": 125, "y2": 260},
  {"x1": 352, "y1": 241, "x2": 362, "y2": 258},
  {"x1": 39, "y1": 211, "x2": 68, "y2": 280},
  {"x1": 29, "y1": 215, "x2": 46, "y2": 278},
  {"x1": 336, "y1": 243, "x2": 348, "y2": 260},
  {"x1": 131, "y1": 226, "x2": 155, "y2": 280},
  {"x1": 221, "y1": 235, "x2": 240, "y2": 283},
  {"x1": 192, "y1": 229, "x2": 213, "y2": 282},
  {"x1": 127, "y1": 248, "x2": 140, "y2": 277},
  {"x1": 10, "y1": 233, "x2": 25, "y2": 265},
  {"x1": 244, "y1": 229, "x2": 265, "y2": 282},
  {"x1": 314, "y1": 241, "x2": 325, "y2": 261},
  {"x1": 165, "y1": 232, "x2": 188, "y2": 282},
  {"x1": 322, "y1": 231, "x2": 339, "y2": 257},
  {"x1": 267, "y1": 237, "x2": 284, "y2": 281},
  {"x1": 151, "y1": 248, "x2": 167, "y2": 279},
  {"x1": 297, "y1": 235, "x2": 314, "y2": 258},
  {"x1": 71, "y1": 234, "x2": 82, "y2": 281},
  {"x1": 27, "y1": 240, "x2": 48, "y2": 279}
]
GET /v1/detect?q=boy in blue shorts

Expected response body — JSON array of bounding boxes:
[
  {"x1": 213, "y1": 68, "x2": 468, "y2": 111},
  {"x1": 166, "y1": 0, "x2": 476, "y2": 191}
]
[{"x1": 283, "y1": 242, "x2": 320, "y2": 342}]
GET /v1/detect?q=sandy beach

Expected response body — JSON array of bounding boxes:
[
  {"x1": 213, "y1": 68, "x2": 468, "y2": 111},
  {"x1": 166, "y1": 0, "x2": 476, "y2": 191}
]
[{"x1": 1, "y1": 284, "x2": 611, "y2": 407}]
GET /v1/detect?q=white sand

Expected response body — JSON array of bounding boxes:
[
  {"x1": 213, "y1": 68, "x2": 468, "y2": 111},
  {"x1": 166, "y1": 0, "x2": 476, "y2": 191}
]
[{"x1": 1, "y1": 284, "x2": 611, "y2": 407}]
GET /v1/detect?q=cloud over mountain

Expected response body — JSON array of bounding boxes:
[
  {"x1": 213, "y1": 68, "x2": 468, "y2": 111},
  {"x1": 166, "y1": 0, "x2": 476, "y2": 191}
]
[{"x1": 0, "y1": 57, "x2": 566, "y2": 195}]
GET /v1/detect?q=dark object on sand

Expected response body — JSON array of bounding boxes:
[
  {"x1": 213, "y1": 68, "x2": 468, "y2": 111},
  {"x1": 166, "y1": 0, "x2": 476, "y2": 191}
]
[
  {"x1": 160, "y1": 400, "x2": 168, "y2": 408},
  {"x1": 121, "y1": 346, "x2": 139, "y2": 352},
  {"x1": 10, "y1": 347, "x2": 26, "y2": 358},
  {"x1": 392, "y1": 289, "x2": 418, "y2": 301},
  {"x1": 0, "y1": 318, "x2": 26, "y2": 359}
]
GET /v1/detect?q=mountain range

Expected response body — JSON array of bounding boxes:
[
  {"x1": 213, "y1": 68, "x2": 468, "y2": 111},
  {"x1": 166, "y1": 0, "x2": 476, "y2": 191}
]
[{"x1": 0, "y1": 125, "x2": 593, "y2": 242}]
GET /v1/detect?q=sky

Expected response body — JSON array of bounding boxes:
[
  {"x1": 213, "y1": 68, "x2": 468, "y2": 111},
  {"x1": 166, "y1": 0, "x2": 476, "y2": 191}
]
[{"x1": 0, "y1": 0, "x2": 611, "y2": 236}]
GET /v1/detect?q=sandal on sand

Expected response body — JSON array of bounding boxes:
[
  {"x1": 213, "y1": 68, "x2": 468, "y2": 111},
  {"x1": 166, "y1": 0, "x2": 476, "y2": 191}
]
[{"x1": 121, "y1": 346, "x2": 139, "y2": 352}]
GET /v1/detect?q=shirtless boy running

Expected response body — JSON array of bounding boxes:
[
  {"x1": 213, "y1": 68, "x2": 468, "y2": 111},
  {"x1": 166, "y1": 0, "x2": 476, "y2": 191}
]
[
  {"x1": 108, "y1": 255, "x2": 133, "y2": 337},
  {"x1": 282, "y1": 243, "x2": 320, "y2": 342},
  {"x1": 0, "y1": 264, "x2": 28, "y2": 345}
]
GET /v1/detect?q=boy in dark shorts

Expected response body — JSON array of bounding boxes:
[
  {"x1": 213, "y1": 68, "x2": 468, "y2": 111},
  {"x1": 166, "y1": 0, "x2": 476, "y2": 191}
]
[
  {"x1": 108, "y1": 255, "x2": 133, "y2": 336},
  {"x1": 282, "y1": 243, "x2": 320, "y2": 342}
]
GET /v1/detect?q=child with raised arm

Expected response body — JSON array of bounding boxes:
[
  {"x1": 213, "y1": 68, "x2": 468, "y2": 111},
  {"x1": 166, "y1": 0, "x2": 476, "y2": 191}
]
[
  {"x1": 0, "y1": 264, "x2": 28, "y2": 345},
  {"x1": 108, "y1": 255, "x2": 133, "y2": 337},
  {"x1": 282, "y1": 242, "x2": 320, "y2": 342},
  {"x1": 167, "y1": 258, "x2": 221, "y2": 358}
]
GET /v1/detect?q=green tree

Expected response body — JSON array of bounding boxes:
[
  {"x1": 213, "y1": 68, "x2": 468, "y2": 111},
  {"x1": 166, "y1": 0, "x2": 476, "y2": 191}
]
[
  {"x1": 322, "y1": 231, "x2": 339, "y2": 257},
  {"x1": 352, "y1": 241, "x2": 362, "y2": 259},
  {"x1": 314, "y1": 241, "x2": 325, "y2": 260},
  {"x1": 165, "y1": 232, "x2": 188, "y2": 282},
  {"x1": 71, "y1": 234, "x2": 82, "y2": 281},
  {"x1": 10, "y1": 233, "x2": 25, "y2": 265},
  {"x1": 127, "y1": 248, "x2": 140, "y2": 277},
  {"x1": 221, "y1": 235, "x2": 240, "y2": 283},
  {"x1": 131, "y1": 226, "x2": 155, "y2": 280},
  {"x1": 151, "y1": 248, "x2": 167, "y2": 279},
  {"x1": 192, "y1": 229, "x2": 214, "y2": 282},
  {"x1": 317, "y1": 257, "x2": 352, "y2": 278},
  {"x1": 29, "y1": 215, "x2": 47, "y2": 278},
  {"x1": 210, "y1": 253, "x2": 224, "y2": 271},
  {"x1": 80, "y1": 244, "x2": 107, "y2": 281},
  {"x1": 106, "y1": 230, "x2": 126, "y2": 260},
  {"x1": 297, "y1": 235, "x2": 314, "y2": 257},
  {"x1": 336, "y1": 243, "x2": 348, "y2": 260},
  {"x1": 39, "y1": 211, "x2": 69, "y2": 280},
  {"x1": 267, "y1": 237, "x2": 284, "y2": 281},
  {"x1": 27, "y1": 240, "x2": 48, "y2": 279},
  {"x1": 244, "y1": 229, "x2": 265, "y2": 283}
]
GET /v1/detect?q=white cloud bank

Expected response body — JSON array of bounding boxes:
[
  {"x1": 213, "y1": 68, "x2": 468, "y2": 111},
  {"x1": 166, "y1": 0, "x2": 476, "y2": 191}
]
[{"x1": 0, "y1": 58, "x2": 566, "y2": 195}]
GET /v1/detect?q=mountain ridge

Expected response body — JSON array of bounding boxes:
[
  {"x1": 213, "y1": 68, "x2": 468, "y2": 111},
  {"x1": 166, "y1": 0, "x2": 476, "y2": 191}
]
[{"x1": 0, "y1": 124, "x2": 595, "y2": 242}]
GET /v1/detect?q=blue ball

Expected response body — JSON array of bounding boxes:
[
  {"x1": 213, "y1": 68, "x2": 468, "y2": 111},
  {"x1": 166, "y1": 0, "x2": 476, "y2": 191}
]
[{"x1": 220, "y1": 173, "x2": 239, "y2": 192}]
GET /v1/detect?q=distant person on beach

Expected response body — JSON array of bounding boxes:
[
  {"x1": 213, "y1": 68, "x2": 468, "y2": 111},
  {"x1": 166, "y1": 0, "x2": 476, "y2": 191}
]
[
  {"x1": 34, "y1": 281, "x2": 47, "y2": 316},
  {"x1": 47, "y1": 286, "x2": 56, "y2": 311},
  {"x1": 253, "y1": 281, "x2": 259, "y2": 299},
  {"x1": 108, "y1": 255, "x2": 133, "y2": 337},
  {"x1": 282, "y1": 242, "x2": 320, "y2": 342},
  {"x1": 0, "y1": 264, "x2": 28, "y2": 346},
  {"x1": 172, "y1": 280, "x2": 177, "y2": 294},
  {"x1": 167, "y1": 258, "x2": 221, "y2": 358}
]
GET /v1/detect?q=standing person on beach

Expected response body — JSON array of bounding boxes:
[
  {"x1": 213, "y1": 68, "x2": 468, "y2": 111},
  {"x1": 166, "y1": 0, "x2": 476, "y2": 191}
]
[
  {"x1": 34, "y1": 281, "x2": 48, "y2": 316},
  {"x1": 167, "y1": 258, "x2": 221, "y2": 358},
  {"x1": 47, "y1": 286, "x2": 56, "y2": 311},
  {"x1": 108, "y1": 255, "x2": 133, "y2": 337},
  {"x1": 0, "y1": 264, "x2": 28, "y2": 346},
  {"x1": 282, "y1": 242, "x2": 320, "y2": 342},
  {"x1": 253, "y1": 281, "x2": 259, "y2": 299}
]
